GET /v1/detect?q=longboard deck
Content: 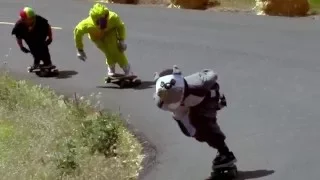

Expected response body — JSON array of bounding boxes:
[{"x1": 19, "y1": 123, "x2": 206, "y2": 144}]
[
  {"x1": 207, "y1": 165, "x2": 238, "y2": 180},
  {"x1": 28, "y1": 65, "x2": 57, "y2": 72},
  {"x1": 106, "y1": 73, "x2": 137, "y2": 81},
  {"x1": 105, "y1": 73, "x2": 141, "y2": 88},
  {"x1": 28, "y1": 65, "x2": 59, "y2": 77}
]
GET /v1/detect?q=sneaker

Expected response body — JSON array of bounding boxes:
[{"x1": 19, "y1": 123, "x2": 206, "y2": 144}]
[
  {"x1": 41, "y1": 64, "x2": 55, "y2": 69},
  {"x1": 29, "y1": 64, "x2": 40, "y2": 70},
  {"x1": 212, "y1": 151, "x2": 237, "y2": 169},
  {"x1": 122, "y1": 63, "x2": 133, "y2": 76},
  {"x1": 107, "y1": 65, "x2": 116, "y2": 76}
]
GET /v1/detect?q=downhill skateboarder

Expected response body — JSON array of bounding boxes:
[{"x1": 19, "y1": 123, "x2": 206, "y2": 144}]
[
  {"x1": 11, "y1": 6, "x2": 54, "y2": 71},
  {"x1": 153, "y1": 65, "x2": 238, "y2": 178},
  {"x1": 73, "y1": 3, "x2": 135, "y2": 77}
]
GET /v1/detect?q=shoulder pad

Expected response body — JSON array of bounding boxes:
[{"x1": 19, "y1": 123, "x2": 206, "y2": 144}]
[
  {"x1": 154, "y1": 65, "x2": 182, "y2": 82},
  {"x1": 184, "y1": 69, "x2": 218, "y2": 91}
]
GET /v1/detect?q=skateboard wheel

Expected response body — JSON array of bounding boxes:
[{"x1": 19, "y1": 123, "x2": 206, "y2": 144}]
[
  {"x1": 43, "y1": 68, "x2": 49, "y2": 72},
  {"x1": 133, "y1": 79, "x2": 142, "y2": 85},
  {"x1": 52, "y1": 69, "x2": 59, "y2": 75},
  {"x1": 211, "y1": 165, "x2": 238, "y2": 179},
  {"x1": 228, "y1": 166, "x2": 238, "y2": 178},
  {"x1": 120, "y1": 81, "x2": 125, "y2": 88},
  {"x1": 229, "y1": 170, "x2": 237, "y2": 178},
  {"x1": 106, "y1": 78, "x2": 111, "y2": 83},
  {"x1": 119, "y1": 81, "x2": 127, "y2": 89},
  {"x1": 35, "y1": 71, "x2": 43, "y2": 77}
]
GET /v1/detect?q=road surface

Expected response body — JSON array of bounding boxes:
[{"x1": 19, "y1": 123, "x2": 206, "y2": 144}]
[{"x1": 1, "y1": 0, "x2": 320, "y2": 179}]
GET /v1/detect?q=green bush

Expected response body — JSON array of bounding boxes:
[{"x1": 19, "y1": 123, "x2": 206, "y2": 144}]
[{"x1": 0, "y1": 73, "x2": 143, "y2": 180}]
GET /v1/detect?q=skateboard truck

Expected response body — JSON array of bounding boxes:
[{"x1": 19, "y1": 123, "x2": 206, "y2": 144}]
[
  {"x1": 208, "y1": 164, "x2": 238, "y2": 180},
  {"x1": 28, "y1": 65, "x2": 59, "y2": 77},
  {"x1": 104, "y1": 73, "x2": 141, "y2": 89}
]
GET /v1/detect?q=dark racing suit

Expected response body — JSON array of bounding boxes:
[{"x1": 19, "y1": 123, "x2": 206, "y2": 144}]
[
  {"x1": 11, "y1": 15, "x2": 53, "y2": 68},
  {"x1": 154, "y1": 68, "x2": 237, "y2": 169}
]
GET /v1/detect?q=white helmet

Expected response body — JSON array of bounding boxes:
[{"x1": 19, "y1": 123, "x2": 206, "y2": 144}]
[{"x1": 154, "y1": 65, "x2": 185, "y2": 110}]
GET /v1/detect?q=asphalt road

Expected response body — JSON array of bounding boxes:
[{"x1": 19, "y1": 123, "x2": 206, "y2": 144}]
[{"x1": 1, "y1": 0, "x2": 320, "y2": 180}]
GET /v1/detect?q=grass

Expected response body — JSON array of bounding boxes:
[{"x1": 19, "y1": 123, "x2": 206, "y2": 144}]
[
  {"x1": 216, "y1": 0, "x2": 255, "y2": 9},
  {"x1": 0, "y1": 72, "x2": 144, "y2": 180},
  {"x1": 217, "y1": 0, "x2": 320, "y2": 12},
  {"x1": 310, "y1": 0, "x2": 320, "y2": 10}
]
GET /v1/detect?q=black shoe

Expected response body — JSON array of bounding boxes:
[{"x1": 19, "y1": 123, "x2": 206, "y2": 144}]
[
  {"x1": 212, "y1": 151, "x2": 237, "y2": 169},
  {"x1": 41, "y1": 64, "x2": 55, "y2": 69},
  {"x1": 29, "y1": 64, "x2": 40, "y2": 71}
]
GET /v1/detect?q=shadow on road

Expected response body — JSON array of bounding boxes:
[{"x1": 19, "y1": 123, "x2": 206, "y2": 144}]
[
  {"x1": 133, "y1": 80, "x2": 155, "y2": 90},
  {"x1": 55, "y1": 70, "x2": 78, "y2": 79},
  {"x1": 96, "y1": 80, "x2": 155, "y2": 90},
  {"x1": 235, "y1": 169, "x2": 275, "y2": 180}
]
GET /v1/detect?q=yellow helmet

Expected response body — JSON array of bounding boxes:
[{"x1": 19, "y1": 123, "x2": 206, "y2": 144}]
[{"x1": 89, "y1": 3, "x2": 109, "y2": 28}]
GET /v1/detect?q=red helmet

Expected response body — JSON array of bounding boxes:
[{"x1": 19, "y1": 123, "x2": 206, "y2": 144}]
[{"x1": 19, "y1": 7, "x2": 35, "y2": 20}]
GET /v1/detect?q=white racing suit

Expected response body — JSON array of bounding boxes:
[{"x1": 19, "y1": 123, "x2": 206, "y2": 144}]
[{"x1": 153, "y1": 66, "x2": 237, "y2": 170}]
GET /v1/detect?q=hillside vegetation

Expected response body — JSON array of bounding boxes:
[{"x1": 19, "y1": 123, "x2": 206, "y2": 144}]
[{"x1": 0, "y1": 72, "x2": 144, "y2": 180}]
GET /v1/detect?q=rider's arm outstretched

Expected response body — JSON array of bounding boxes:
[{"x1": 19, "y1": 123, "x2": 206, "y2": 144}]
[
  {"x1": 73, "y1": 19, "x2": 90, "y2": 61},
  {"x1": 11, "y1": 20, "x2": 30, "y2": 54},
  {"x1": 111, "y1": 14, "x2": 127, "y2": 52},
  {"x1": 114, "y1": 15, "x2": 126, "y2": 41}
]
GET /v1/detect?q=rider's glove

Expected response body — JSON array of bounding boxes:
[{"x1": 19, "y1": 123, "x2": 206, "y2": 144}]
[
  {"x1": 220, "y1": 94, "x2": 227, "y2": 107},
  {"x1": 45, "y1": 37, "x2": 52, "y2": 46},
  {"x1": 118, "y1": 40, "x2": 127, "y2": 52},
  {"x1": 20, "y1": 46, "x2": 30, "y2": 53},
  {"x1": 77, "y1": 49, "x2": 87, "y2": 61}
]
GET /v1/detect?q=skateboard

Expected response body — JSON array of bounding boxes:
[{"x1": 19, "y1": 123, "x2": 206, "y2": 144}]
[
  {"x1": 207, "y1": 164, "x2": 238, "y2": 180},
  {"x1": 104, "y1": 73, "x2": 141, "y2": 88},
  {"x1": 28, "y1": 65, "x2": 59, "y2": 77}
]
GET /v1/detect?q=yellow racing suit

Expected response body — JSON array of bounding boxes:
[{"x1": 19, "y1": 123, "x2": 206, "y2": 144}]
[{"x1": 73, "y1": 3, "x2": 130, "y2": 74}]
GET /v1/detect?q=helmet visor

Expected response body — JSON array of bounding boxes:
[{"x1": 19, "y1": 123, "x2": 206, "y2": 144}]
[{"x1": 96, "y1": 14, "x2": 108, "y2": 29}]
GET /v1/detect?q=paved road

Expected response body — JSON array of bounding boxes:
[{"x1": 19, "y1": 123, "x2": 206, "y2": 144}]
[{"x1": 1, "y1": 0, "x2": 320, "y2": 180}]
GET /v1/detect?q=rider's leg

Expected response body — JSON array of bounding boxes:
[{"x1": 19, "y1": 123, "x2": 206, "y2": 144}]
[
  {"x1": 40, "y1": 45, "x2": 53, "y2": 68},
  {"x1": 30, "y1": 51, "x2": 41, "y2": 70},
  {"x1": 193, "y1": 116, "x2": 237, "y2": 170},
  {"x1": 105, "y1": 31, "x2": 132, "y2": 76},
  {"x1": 93, "y1": 40, "x2": 116, "y2": 76}
]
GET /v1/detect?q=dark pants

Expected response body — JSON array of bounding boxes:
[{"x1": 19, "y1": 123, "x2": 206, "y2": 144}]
[
  {"x1": 175, "y1": 115, "x2": 228, "y2": 153},
  {"x1": 193, "y1": 116, "x2": 227, "y2": 150},
  {"x1": 29, "y1": 45, "x2": 52, "y2": 66}
]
